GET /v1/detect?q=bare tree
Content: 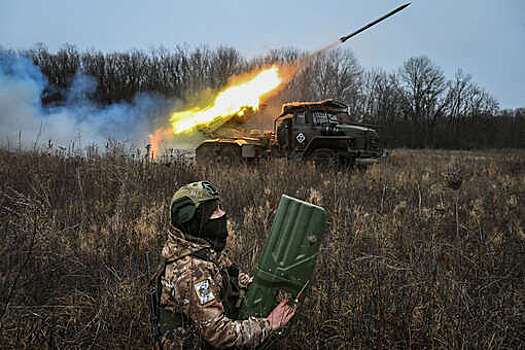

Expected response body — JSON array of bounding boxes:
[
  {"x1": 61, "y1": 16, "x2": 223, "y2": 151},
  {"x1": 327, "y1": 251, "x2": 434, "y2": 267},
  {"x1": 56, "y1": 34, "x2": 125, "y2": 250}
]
[
  {"x1": 399, "y1": 56, "x2": 448, "y2": 146},
  {"x1": 362, "y1": 69, "x2": 404, "y2": 125},
  {"x1": 308, "y1": 48, "x2": 363, "y2": 113}
]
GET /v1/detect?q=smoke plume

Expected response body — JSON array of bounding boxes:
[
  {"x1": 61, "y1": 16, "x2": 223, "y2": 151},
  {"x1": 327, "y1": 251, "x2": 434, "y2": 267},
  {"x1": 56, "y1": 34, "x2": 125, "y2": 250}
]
[{"x1": 0, "y1": 52, "x2": 165, "y2": 153}]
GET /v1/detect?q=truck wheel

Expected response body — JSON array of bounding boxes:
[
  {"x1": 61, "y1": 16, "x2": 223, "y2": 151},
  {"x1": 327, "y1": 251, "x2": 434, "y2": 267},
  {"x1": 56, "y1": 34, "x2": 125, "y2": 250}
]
[
  {"x1": 196, "y1": 143, "x2": 242, "y2": 166},
  {"x1": 307, "y1": 148, "x2": 337, "y2": 168}
]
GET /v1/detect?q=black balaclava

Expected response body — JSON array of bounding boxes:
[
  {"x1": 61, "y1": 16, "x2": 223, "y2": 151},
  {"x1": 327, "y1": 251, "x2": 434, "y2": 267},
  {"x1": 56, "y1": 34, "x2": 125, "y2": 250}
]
[{"x1": 180, "y1": 199, "x2": 228, "y2": 253}]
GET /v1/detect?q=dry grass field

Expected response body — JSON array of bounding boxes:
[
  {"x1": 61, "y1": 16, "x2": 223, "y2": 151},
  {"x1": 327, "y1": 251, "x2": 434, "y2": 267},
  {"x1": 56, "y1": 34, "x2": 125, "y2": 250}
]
[{"x1": 0, "y1": 148, "x2": 523, "y2": 349}]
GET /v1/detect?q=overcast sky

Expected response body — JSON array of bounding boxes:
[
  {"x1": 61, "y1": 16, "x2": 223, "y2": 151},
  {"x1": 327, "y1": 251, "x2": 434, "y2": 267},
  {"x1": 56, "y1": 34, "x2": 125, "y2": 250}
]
[{"x1": 1, "y1": 0, "x2": 524, "y2": 109}]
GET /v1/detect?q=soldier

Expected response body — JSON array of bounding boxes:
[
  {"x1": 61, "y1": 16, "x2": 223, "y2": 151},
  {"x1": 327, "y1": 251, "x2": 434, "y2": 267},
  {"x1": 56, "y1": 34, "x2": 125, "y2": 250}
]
[{"x1": 154, "y1": 181, "x2": 295, "y2": 349}]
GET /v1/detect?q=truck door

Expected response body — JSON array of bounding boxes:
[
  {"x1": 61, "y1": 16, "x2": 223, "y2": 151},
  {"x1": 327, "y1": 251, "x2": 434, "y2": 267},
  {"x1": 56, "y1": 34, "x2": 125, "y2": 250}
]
[
  {"x1": 291, "y1": 111, "x2": 308, "y2": 151},
  {"x1": 276, "y1": 117, "x2": 293, "y2": 151}
]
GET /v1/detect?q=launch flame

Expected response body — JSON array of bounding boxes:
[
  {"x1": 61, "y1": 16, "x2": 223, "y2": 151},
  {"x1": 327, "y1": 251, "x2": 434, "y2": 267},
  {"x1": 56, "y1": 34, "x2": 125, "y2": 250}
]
[
  {"x1": 171, "y1": 66, "x2": 281, "y2": 134},
  {"x1": 149, "y1": 65, "x2": 282, "y2": 156}
]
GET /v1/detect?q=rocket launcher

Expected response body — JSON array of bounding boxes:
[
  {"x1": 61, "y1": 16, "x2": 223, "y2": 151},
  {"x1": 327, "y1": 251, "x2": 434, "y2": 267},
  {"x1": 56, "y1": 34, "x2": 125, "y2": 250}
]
[{"x1": 239, "y1": 194, "x2": 326, "y2": 318}]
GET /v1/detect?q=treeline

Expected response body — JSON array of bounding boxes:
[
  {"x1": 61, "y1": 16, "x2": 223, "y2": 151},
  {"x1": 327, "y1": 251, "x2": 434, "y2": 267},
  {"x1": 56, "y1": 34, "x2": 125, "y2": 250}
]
[
  {"x1": 6, "y1": 44, "x2": 524, "y2": 149},
  {"x1": 23, "y1": 44, "x2": 246, "y2": 106}
]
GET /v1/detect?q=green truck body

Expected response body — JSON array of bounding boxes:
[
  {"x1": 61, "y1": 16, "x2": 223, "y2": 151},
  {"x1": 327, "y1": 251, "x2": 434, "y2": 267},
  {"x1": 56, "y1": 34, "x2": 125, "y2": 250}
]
[{"x1": 196, "y1": 99, "x2": 386, "y2": 167}]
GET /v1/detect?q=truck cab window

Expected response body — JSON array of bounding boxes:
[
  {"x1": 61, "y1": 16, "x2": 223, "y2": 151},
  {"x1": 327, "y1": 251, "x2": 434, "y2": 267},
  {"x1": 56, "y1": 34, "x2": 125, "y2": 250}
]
[
  {"x1": 312, "y1": 111, "x2": 338, "y2": 126},
  {"x1": 295, "y1": 112, "x2": 306, "y2": 125}
]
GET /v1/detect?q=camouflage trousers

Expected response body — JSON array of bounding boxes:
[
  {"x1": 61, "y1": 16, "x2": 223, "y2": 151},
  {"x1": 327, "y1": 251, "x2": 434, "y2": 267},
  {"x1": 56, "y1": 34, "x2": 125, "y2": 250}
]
[{"x1": 160, "y1": 326, "x2": 215, "y2": 350}]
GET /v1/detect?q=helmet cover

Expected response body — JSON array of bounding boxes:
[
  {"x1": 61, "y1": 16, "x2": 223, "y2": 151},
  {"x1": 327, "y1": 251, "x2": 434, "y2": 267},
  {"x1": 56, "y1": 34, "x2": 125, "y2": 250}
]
[{"x1": 170, "y1": 181, "x2": 220, "y2": 226}]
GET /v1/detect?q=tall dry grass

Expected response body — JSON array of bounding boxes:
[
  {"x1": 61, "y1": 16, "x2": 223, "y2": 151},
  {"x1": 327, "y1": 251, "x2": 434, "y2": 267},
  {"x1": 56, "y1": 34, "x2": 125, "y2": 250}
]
[{"x1": 0, "y1": 148, "x2": 523, "y2": 349}]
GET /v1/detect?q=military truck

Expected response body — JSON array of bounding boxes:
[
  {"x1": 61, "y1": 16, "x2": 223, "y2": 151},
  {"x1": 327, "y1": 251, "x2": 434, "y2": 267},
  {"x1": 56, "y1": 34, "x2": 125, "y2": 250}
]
[
  {"x1": 195, "y1": 99, "x2": 385, "y2": 167},
  {"x1": 192, "y1": 0, "x2": 414, "y2": 167}
]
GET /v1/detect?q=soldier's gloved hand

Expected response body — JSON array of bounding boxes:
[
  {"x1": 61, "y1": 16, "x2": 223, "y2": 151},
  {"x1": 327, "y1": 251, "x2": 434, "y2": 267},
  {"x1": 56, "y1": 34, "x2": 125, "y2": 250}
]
[
  {"x1": 238, "y1": 273, "x2": 253, "y2": 286},
  {"x1": 266, "y1": 299, "x2": 295, "y2": 330}
]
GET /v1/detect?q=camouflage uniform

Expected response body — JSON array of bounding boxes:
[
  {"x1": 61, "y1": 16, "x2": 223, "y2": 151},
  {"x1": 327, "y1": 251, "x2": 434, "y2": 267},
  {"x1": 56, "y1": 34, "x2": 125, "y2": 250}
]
[{"x1": 158, "y1": 227, "x2": 272, "y2": 349}]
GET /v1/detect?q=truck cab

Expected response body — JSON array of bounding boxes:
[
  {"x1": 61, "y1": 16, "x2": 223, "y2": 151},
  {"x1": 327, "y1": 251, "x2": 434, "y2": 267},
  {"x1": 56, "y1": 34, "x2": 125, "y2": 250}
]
[{"x1": 275, "y1": 99, "x2": 384, "y2": 166}]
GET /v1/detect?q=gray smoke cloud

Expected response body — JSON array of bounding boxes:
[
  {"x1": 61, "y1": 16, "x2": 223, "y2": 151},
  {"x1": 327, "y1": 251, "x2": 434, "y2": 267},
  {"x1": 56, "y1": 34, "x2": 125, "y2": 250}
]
[{"x1": 0, "y1": 52, "x2": 167, "y2": 153}]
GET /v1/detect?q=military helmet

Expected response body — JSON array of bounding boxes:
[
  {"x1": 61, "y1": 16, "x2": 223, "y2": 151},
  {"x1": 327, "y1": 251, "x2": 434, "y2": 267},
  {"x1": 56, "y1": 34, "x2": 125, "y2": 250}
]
[{"x1": 170, "y1": 181, "x2": 220, "y2": 226}]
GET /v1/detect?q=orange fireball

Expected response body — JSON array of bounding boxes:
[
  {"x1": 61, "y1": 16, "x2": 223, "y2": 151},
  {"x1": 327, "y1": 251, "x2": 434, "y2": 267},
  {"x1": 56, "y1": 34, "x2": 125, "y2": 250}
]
[
  {"x1": 149, "y1": 65, "x2": 283, "y2": 157},
  {"x1": 170, "y1": 66, "x2": 282, "y2": 133},
  {"x1": 148, "y1": 127, "x2": 173, "y2": 159}
]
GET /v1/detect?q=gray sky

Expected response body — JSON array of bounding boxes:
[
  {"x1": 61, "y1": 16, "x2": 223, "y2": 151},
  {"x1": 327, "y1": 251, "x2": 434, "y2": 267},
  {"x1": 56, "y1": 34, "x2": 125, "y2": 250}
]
[{"x1": 1, "y1": 0, "x2": 524, "y2": 109}]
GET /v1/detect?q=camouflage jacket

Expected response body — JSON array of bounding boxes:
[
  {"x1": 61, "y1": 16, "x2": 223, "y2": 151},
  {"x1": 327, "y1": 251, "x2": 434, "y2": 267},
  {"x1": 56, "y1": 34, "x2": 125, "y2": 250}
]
[{"x1": 159, "y1": 227, "x2": 272, "y2": 349}]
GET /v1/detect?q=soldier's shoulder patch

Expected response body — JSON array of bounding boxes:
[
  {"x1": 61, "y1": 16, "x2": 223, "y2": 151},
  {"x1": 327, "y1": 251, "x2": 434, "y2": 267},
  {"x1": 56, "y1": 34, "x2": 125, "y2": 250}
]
[{"x1": 193, "y1": 278, "x2": 215, "y2": 305}]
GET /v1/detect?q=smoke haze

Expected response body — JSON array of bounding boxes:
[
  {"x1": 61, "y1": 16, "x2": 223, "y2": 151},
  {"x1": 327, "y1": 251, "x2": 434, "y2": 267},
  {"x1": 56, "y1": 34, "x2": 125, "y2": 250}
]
[{"x1": 0, "y1": 52, "x2": 165, "y2": 153}]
